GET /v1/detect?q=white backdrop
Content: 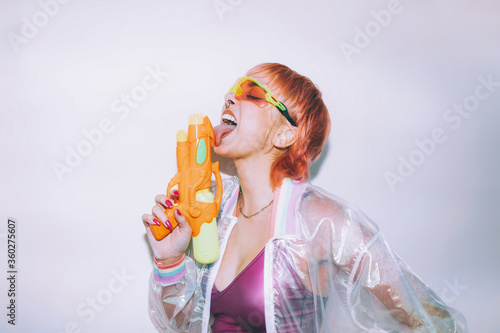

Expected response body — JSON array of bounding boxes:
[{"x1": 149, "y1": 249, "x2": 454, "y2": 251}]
[{"x1": 1, "y1": 1, "x2": 498, "y2": 332}]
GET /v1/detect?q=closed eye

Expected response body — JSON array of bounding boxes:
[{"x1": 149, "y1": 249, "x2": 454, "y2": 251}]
[{"x1": 246, "y1": 94, "x2": 262, "y2": 101}]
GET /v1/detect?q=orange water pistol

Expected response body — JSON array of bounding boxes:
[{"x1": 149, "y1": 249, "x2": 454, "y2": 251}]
[{"x1": 149, "y1": 114, "x2": 222, "y2": 264}]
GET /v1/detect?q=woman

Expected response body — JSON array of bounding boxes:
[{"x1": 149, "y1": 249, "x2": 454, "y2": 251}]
[{"x1": 143, "y1": 63, "x2": 467, "y2": 332}]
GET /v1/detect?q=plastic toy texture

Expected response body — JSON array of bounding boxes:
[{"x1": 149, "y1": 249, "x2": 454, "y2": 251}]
[{"x1": 149, "y1": 114, "x2": 222, "y2": 264}]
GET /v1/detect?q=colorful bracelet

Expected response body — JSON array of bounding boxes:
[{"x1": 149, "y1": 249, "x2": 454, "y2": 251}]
[
  {"x1": 154, "y1": 255, "x2": 185, "y2": 269},
  {"x1": 153, "y1": 254, "x2": 187, "y2": 286}
]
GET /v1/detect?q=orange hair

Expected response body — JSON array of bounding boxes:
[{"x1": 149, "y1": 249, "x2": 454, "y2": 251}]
[{"x1": 246, "y1": 63, "x2": 331, "y2": 189}]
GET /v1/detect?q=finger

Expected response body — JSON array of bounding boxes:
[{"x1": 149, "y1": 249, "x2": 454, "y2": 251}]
[
  {"x1": 142, "y1": 213, "x2": 154, "y2": 226},
  {"x1": 142, "y1": 213, "x2": 161, "y2": 227},
  {"x1": 142, "y1": 213, "x2": 151, "y2": 226},
  {"x1": 170, "y1": 189, "x2": 179, "y2": 204},
  {"x1": 155, "y1": 194, "x2": 174, "y2": 210},
  {"x1": 152, "y1": 205, "x2": 173, "y2": 230},
  {"x1": 173, "y1": 209, "x2": 191, "y2": 233}
]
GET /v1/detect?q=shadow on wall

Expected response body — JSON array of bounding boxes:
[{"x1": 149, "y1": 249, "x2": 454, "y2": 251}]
[
  {"x1": 310, "y1": 141, "x2": 330, "y2": 181},
  {"x1": 212, "y1": 148, "x2": 237, "y2": 177}
]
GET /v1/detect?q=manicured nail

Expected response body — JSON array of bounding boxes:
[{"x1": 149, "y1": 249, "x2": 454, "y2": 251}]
[
  {"x1": 175, "y1": 209, "x2": 181, "y2": 216},
  {"x1": 174, "y1": 190, "x2": 179, "y2": 197},
  {"x1": 165, "y1": 219, "x2": 173, "y2": 230},
  {"x1": 153, "y1": 218, "x2": 161, "y2": 226},
  {"x1": 165, "y1": 200, "x2": 173, "y2": 208}
]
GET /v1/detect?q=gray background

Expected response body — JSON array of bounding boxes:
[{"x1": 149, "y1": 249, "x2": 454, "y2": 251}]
[{"x1": 1, "y1": 0, "x2": 498, "y2": 332}]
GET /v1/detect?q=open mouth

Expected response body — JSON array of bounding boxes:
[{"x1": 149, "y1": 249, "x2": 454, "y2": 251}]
[
  {"x1": 221, "y1": 111, "x2": 237, "y2": 126},
  {"x1": 213, "y1": 111, "x2": 237, "y2": 147}
]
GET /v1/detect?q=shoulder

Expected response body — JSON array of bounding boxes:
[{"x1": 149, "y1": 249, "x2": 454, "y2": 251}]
[
  {"x1": 295, "y1": 182, "x2": 381, "y2": 267},
  {"x1": 297, "y1": 182, "x2": 379, "y2": 235},
  {"x1": 298, "y1": 183, "x2": 345, "y2": 220}
]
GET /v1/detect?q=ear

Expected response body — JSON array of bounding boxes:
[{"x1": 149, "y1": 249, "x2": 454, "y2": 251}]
[{"x1": 272, "y1": 125, "x2": 298, "y2": 149}]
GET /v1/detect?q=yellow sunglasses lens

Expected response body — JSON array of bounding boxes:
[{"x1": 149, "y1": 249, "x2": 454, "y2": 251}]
[{"x1": 235, "y1": 85, "x2": 242, "y2": 96}]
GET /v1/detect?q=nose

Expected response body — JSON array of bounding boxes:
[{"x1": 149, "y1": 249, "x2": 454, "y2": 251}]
[{"x1": 224, "y1": 92, "x2": 236, "y2": 108}]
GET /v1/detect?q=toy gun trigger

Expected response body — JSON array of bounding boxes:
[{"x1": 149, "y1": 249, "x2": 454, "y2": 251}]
[
  {"x1": 212, "y1": 161, "x2": 222, "y2": 210},
  {"x1": 204, "y1": 115, "x2": 215, "y2": 147},
  {"x1": 166, "y1": 172, "x2": 182, "y2": 200}
]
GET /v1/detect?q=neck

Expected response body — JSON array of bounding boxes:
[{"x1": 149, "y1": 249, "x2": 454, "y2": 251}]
[{"x1": 234, "y1": 154, "x2": 275, "y2": 214}]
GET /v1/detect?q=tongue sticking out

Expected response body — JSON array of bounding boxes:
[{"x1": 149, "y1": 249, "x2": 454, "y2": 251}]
[{"x1": 213, "y1": 124, "x2": 236, "y2": 147}]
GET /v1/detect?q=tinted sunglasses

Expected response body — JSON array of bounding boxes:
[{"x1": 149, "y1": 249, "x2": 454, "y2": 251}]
[{"x1": 228, "y1": 77, "x2": 297, "y2": 127}]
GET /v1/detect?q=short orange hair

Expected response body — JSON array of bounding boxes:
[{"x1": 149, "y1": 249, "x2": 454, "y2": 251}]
[{"x1": 246, "y1": 63, "x2": 331, "y2": 189}]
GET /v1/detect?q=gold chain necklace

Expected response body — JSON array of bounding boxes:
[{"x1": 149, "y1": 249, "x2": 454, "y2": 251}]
[{"x1": 238, "y1": 189, "x2": 274, "y2": 219}]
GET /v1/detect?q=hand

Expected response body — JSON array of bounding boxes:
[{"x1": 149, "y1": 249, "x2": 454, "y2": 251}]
[{"x1": 142, "y1": 192, "x2": 192, "y2": 265}]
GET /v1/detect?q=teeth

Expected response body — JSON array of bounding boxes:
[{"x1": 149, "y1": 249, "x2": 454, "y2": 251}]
[{"x1": 222, "y1": 113, "x2": 237, "y2": 125}]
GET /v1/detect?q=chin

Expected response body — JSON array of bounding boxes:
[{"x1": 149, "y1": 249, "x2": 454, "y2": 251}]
[
  {"x1": 214, "y1": 143, "x2": 241, "y2": 160},
  {"x1": 213, "y1": 144, "x2": 230, "y2": 156}
]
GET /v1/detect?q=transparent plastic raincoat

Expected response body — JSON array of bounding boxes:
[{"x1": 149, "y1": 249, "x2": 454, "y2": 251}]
[{"x1": 149, "y1": 176, "x2": 467, "y2": 332}]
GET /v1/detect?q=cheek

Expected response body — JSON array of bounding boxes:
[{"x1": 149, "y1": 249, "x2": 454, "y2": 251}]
[
  {"x1": 238, "y1": 104, "x2": 276, "y2": 142},
  {"x1": 247, "y1": 105, "x2": 275, "y2": 128},
  {"x1": 245, "y1": 115, "x2": 273, "y2": 139},
  {"x1": 232, "y1": 124, "x2": 272, "y2": 152},
  {"x1": 259, "y1": 110, "x2": 277, "y2": 139}
]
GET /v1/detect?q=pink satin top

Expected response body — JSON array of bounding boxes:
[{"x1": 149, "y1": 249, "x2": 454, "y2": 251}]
[{"x1": 210, "y1": 248, "x2": 267, "y2": 332}]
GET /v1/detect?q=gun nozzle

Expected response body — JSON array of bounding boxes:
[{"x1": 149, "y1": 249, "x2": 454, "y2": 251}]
[
  {"x1": 177, "y1": 130, "x2": 187, "y2": 142},
  {"x1": 189, "y1": 113, "x2": 204, "y2": 125}
]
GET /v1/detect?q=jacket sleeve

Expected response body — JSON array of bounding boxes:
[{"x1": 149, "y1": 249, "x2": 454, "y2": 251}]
[
  {"x1": 298, "y1": 185, "x2": 468, "y2": 332},
  {"x1": 147, "y1": 176, "x2": 238, "y2": 332},
  {"x1": 148, "y1": 254, "x2": 199, "y2": 332}
]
